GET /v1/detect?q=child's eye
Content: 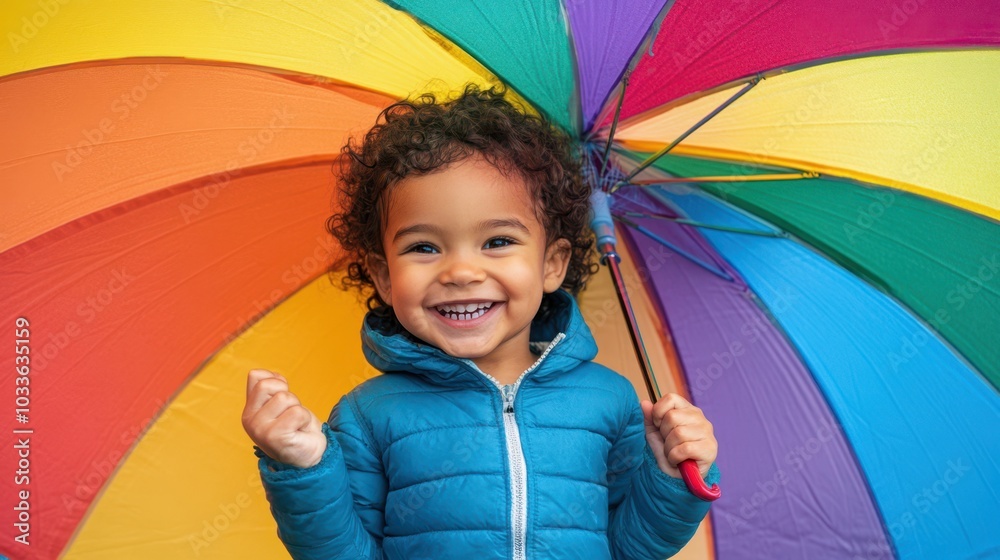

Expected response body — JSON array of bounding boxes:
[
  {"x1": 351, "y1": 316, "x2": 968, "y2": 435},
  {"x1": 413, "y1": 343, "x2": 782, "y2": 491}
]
[
  {"x1": 404, "y1": 243, "x2": 438, "y2": 254},
  {"x1": 484, "y1": 237, "x2": 515, "y2": 249}
]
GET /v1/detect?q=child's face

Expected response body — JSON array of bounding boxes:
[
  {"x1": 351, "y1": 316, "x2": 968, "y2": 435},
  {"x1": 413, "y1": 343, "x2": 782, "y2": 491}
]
[{"x1": 367, "y1": 155, "x2": 571, "y2": 376}]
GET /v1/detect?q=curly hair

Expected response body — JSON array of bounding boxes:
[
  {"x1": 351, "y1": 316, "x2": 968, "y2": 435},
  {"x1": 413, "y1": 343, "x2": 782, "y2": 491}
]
[{"x1": 325, "y1": 84, "x2": 598, "y2": 328}]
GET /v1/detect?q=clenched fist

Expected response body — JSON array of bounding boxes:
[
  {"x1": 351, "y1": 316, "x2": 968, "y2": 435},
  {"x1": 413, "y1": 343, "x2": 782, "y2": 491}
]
[
  {"x1": 641, "y1": 393, "x2": 717, "y2": 479},
  {"x1": 242, "y1": 369, "x2": 327, "y2": 469}
]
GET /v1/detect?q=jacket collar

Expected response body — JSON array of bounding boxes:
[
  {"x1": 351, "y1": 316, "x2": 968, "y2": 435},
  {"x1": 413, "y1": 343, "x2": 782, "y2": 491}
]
[{"x1": 361, "y1": 289, "x2": 598, "y2": 387}]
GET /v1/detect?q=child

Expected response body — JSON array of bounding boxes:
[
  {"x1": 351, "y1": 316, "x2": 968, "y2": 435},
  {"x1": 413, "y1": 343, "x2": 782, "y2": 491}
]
[{"x1": 242, "y1": 85, "x2": 719, "y2": 560}]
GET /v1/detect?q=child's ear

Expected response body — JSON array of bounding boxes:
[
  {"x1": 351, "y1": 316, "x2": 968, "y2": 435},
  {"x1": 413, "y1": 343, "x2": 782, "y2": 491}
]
[
  {"x1": 366, "y1": 253, "x2": 392, "y2": 306},
  {"x1": 542, "y1": 238, "x2": 572, "y2": 293}
]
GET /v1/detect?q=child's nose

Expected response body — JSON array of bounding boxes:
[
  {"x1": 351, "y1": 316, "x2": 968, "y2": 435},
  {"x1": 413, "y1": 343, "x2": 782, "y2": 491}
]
[{"x1": 437, "y1": 256, "x2": 487, "y2": 286}]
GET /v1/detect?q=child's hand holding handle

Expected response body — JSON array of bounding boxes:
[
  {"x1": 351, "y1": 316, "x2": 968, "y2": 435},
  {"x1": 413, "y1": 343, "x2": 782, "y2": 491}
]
[
  {"x1": 242, "y1": 369, "x2": 327, "y2": 469},
  {"x1": 641, "y1": 393, "x2": 721, "y2": 500}
]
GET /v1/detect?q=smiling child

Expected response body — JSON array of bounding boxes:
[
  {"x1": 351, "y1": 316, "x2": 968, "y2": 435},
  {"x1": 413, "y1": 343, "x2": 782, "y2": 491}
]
[{"x1": 242, "y1": 85, "x2": 719, "y2": 560}]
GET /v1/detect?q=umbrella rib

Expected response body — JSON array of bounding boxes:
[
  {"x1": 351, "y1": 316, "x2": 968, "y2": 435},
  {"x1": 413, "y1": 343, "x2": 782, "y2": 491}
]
[
  {"x1": 614, "y1": 214, "x2": 734, "y2": 282},
  {"x1": 613, "y1": 74, "x2": 762, "y2": 191},
  {"x1": 618, "y1": 211, "x2": 786, "y2": 238},
  {"x1": 557, "y1": 0, "x2": 585, "y2": 135},
  {"x1": 639, "y1": 185, "x2": 772, "y2": 284},
  {"x1": 632, "y1": 171, "x2": 819, "y2": 184},
  {"x1": 599, "y1": 69, "x2": 630, "y2": 175},
  {"x1": 584, "y1": 0, "x2": 678, "y2": 137}
]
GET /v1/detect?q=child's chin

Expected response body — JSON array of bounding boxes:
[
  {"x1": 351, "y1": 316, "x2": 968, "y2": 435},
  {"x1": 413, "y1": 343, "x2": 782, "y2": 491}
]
[
  {"x1": 419, "y1": 337, "x2": 490, "y2": 360},
  {"x1": 444, "y1": 346, "x2": 490, "y2": 360},
  {"x1": 439, "y1": 341, "x2": 493, "y2": 360}
]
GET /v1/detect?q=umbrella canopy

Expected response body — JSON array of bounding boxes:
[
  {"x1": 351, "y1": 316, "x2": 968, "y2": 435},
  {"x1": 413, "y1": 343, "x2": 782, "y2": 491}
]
[{"x1": 1, "y1": 1, "x2": 998, "y2": 559}]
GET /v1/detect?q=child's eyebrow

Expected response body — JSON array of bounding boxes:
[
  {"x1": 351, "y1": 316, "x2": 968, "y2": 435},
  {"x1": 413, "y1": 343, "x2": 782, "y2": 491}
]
[
  {"x1": 392, "y1": 218, "x2": 530, "y2": 243},
  {"x1": 478, "y1": 218, "x2": 530, "y2": 235},
  {"x1": 393, "y1": 223, "x2": 442, "y2": 242}
]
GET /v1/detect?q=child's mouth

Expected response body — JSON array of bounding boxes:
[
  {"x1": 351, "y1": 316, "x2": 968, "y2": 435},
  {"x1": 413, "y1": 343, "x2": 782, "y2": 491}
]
[{"x1": 432, "y1": 301, "x2": 498, "y2": 326}]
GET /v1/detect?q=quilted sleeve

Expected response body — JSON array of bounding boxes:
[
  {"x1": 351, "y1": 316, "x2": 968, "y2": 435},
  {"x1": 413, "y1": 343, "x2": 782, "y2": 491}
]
[
  {"x1": 256, "y1": 392, "x2": 387, "y2": 560},
  {"x1": 606, "y1": 383, "x2": 720, "y2": 559}
]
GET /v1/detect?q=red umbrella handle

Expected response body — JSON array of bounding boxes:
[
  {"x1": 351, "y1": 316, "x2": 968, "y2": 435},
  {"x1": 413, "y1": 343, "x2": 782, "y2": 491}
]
[{"x1": 679, "y1": 460, "x2": 721, "y2": 501}]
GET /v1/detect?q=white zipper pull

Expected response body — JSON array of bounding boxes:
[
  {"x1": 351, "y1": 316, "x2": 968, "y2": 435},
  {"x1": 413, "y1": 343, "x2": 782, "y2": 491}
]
[{"x1": 502, "y1": 384, "x2": 515, "y2": 413}]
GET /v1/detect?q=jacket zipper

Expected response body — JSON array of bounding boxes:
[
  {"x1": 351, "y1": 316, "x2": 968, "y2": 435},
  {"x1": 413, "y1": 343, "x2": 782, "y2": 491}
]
[
  {"x1": 501, "y1": 385, "x2": 527, "y2": 560},
  {"x1": 465, "y1": 333, "x2": 565, "y2": 560}
]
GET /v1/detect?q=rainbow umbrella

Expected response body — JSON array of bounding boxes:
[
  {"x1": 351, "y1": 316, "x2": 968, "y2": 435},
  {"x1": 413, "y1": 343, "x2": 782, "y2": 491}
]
[{"x1": 1, "y1": 1, "x2": 998, "y2": 559}]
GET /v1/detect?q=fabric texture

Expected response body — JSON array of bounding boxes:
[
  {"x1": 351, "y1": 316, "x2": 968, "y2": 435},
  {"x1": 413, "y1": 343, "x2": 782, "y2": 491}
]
[{"x1": 255, "y1": 289, "x2": 718, "y2": 559}]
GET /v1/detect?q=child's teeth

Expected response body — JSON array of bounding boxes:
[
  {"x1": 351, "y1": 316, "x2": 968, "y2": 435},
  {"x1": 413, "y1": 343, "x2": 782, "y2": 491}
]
[
  {"x1": 439, "y1": 302, "x2": 492, "y2": 314},
  {"x1": 438, "y1": 302, "x2": 492, "y2": 320}
]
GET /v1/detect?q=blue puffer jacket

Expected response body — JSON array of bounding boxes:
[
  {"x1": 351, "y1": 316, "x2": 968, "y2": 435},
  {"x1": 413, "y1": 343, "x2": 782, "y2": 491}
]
[{"x1": 255, "y1": 289, "x2": 719, "y2": 559}]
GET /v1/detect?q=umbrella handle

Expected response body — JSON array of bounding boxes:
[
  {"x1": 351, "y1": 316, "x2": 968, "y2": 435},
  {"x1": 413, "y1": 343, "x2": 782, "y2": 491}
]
[{"x1": 679, "y1": 460, "x2": 721, "y2": 501}]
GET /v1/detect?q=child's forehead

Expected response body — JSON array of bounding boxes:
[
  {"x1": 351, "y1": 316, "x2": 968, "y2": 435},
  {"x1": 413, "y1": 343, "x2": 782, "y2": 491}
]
[{"x1": 380, "y1": 157, "x2": 547, "y2": 234}]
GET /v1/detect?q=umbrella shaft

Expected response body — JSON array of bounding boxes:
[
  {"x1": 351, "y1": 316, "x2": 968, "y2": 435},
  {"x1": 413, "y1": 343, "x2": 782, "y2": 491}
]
[
  {"x1": 601, "y1": 243, "x2": 721, "y2": 501},
  {"x1": 602, "y1": 244, "x2": 659, "y2": 404}
]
